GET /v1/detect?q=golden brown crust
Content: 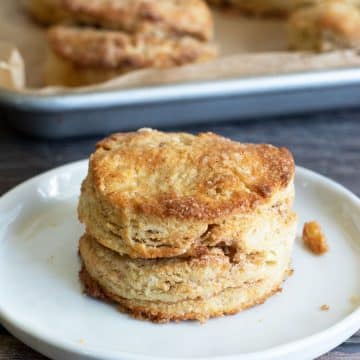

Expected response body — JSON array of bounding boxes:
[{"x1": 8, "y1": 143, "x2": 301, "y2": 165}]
[
  {"x1": 60, "y1": 0, "x2": 214, "y2": 41},
  {"x1": 47, "y1": 26, "x2": 217, "y2": 70},
  {"x1": 91, "y1": 130, "x2": 295, "y2": 221}
]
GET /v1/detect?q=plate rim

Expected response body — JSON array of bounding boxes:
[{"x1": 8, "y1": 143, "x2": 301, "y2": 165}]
[{"x1": 0, "y1": 160, "x2": 359, "y2": 360}]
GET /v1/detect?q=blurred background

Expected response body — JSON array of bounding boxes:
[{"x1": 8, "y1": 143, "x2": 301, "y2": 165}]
[{"x1": 1, "y1": 0, "x2": 360, "y2": 358}]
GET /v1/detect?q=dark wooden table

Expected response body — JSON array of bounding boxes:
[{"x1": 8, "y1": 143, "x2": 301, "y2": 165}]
[{"x1": 0, "y1": 114, "x2": 359, "y2": 359}]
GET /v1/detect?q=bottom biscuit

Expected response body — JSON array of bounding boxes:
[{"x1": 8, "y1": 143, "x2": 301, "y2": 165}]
[
  {"x1": 78, "y1": 230, "x2": 294, "y2": 323},
  {"x1": 80, "y1": 264, "x2": 289, "y2": 323}
]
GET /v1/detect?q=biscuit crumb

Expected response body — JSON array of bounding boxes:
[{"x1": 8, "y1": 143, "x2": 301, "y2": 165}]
[
  {"x1": 303, "y1": 221, "x2": 328, "y2": 255},
  {"x1": 287, "y1": 268, "x2": 294, "y2": 276},
  {"x1": 79, "y1": 338, "x2": 86, "y2": 345},
  {"x1": 320, "y1": 304, "x2": 330, "y2": 311}
]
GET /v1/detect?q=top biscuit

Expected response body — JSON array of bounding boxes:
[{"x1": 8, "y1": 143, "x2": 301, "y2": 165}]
[
  {"x1": 78, "y1": 129, "x2": 295, "y2": 258},
  {"x1": 91, "y1": 129, "x2": 294, "y2": 220},
  {"x1": 60, "y1": 0, "x2": 214, "y2": 40}
]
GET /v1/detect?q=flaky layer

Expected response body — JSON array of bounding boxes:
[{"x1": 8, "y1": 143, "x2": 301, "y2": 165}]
[
  {"x1": 288, "y1": 0, "x2": 360, "y2": 51},
  {"x1": 46, "y1": 26, "x2": 216, "y2": 86},
  {"x1": 79, "y1": 175, "x2": 296, "y2": 258},
  {"x1": 79, "y1": 229, "x2": 294, "y2": 303},
  {"x1": 80, "y1": 262, "x2": 289, "y2": 323},
  {"x1": 78, "y1": 129, "x2": 296, "y2": 258}
]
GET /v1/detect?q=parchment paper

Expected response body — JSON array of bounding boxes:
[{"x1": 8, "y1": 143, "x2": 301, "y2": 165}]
[{"x1": 1, "y1": 0, "x2": 360, "y2": 94}]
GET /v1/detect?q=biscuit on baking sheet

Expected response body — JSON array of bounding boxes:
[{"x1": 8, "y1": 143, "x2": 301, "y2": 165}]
[
  {"x1": 79, "y1": 232, "x2": 295, "y2": 322},
  {"x1": 46, "y1": 26, "x2": 217, "y2": 87},
  {"x1": 288, "y1": 0, "x2": 360, "y2": 51},
  {"x1": 24, "y1": 0, "x2": 68, "y2": 25},
  {"x1": 60, "y1": 0, "x2": 214, "y2": 41},
  {"x1": 78, "y1": 129, "x2": 296, "y2": 259}
]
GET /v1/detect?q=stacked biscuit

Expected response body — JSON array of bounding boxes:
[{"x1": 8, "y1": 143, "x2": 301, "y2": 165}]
[
  {"x1": 77, "y1": 129, "x2": 297, "y2": 322},
  {"x1": 25, "y1": 0, "x2": 217, "y2": 86}
]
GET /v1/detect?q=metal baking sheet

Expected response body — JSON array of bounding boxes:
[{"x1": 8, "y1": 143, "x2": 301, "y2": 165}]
[{"x1": 1, "y1": 67, "x2": 360, "y2": 138}]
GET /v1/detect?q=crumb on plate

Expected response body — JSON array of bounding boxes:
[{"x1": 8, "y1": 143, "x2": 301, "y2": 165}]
[
  {"x1": 303, "y1": 221, "x2": 328, "y2": 255},
  {"x1": 320, "y1": 304, "x2": 330, "y2": 311}
]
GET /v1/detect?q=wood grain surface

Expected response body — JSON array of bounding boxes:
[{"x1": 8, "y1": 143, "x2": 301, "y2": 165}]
[{"x1": 0, "y1": 114, "x2": 359, "y2": 359}]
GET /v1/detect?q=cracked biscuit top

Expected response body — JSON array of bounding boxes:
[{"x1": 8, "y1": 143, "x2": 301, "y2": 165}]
[{"x1": 90, "y1": 129, "x2": 294, "y2": 220}]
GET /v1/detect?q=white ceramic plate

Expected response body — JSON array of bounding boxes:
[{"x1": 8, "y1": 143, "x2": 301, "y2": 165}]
[{"x1": 0, "y1": 161, "x2": 359, "y2": 360}]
